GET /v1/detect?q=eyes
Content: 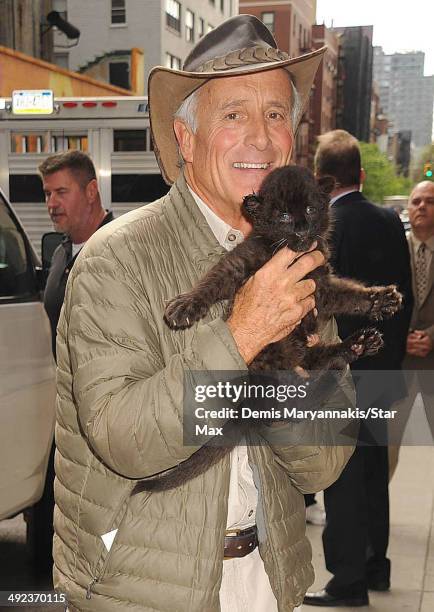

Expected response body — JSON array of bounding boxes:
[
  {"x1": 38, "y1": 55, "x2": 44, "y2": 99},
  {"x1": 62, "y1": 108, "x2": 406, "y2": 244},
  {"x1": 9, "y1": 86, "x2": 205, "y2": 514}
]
[
  {"x1": 224, "y1": 110, "x2": 286, "y2": 121},
  {"x1": 279, "y1": 207, "x2": 317, "y2": 223}
]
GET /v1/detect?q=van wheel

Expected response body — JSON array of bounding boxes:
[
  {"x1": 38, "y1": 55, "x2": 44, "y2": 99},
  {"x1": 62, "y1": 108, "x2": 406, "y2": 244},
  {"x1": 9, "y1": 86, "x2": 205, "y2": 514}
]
[{"x1": 26, "y1": 444, "x2": 55, "y2": 581}]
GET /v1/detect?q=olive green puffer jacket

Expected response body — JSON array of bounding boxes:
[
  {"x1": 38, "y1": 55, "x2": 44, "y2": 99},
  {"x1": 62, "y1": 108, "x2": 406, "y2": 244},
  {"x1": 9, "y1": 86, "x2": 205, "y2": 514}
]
[{"x1": 53, "y1": 173, "x2": 355, "y2": 612}]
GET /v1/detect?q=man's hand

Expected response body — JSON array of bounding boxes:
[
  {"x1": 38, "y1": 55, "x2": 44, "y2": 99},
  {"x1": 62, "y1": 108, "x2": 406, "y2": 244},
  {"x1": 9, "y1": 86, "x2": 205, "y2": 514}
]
[
  {"x1": 227, "y1": 246, "x2": 324, "y2": 364},
  {"x1": 406, "y1": 330, "x2": 433, "y2": 358}
]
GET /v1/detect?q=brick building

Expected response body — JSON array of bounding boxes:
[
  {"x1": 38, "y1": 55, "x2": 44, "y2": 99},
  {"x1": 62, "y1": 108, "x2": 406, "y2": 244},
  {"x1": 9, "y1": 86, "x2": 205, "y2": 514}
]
[{"x1": 310, "y1": 24, "x2": 339, "y2": 154}]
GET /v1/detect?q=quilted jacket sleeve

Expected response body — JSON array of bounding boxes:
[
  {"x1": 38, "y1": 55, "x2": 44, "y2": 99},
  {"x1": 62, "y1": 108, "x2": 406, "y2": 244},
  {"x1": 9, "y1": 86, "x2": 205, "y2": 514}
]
[{"x1": 58, "y1": 248, "x2": 248, "y2": 480}]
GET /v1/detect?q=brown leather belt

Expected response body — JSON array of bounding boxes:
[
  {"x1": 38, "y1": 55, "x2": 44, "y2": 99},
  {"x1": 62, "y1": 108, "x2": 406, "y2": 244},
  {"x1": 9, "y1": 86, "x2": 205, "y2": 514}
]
[{"x1": 224, "y1": 525, "x2": 258, "y2": 560}]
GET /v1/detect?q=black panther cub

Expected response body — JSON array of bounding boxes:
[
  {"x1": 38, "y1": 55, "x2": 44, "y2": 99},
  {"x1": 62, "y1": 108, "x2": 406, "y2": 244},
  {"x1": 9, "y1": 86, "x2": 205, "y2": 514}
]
[{"x1": 133, "y1": 165, "x2": 402, "y2": 494}]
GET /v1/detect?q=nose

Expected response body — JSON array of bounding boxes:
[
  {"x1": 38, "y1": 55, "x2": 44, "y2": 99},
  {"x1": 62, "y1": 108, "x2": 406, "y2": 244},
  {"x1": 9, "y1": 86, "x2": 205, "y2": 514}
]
[
  {"x1": 244, "y1": 115, "x2": 271, "y2": 151},
  {"x1": 46, "y1": 193, "x2": 58, "y2": 210}
]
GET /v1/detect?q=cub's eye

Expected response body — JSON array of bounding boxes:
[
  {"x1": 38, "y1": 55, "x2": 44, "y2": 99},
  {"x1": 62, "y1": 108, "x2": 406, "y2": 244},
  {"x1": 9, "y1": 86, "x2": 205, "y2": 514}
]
[
  {"x1": 280, "y1": 213, "x2": 291, "y2": 223},
  {"x1": 306, "y1": 206, "x2": 316, "y2": 215}
]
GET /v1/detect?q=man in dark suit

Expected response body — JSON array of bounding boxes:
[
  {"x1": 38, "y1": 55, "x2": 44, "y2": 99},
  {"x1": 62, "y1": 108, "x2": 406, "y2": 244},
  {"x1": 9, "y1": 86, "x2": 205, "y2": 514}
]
[{"x1": 304, "y1": 130, "x2": 413, "y2": 607}]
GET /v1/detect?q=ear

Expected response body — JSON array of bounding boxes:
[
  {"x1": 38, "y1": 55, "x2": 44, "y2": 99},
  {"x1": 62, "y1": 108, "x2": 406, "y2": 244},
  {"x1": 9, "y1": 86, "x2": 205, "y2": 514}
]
[
  {"x1": 317, "y1": 175, "x2": 335, "y2": 195},
  {"x1": 86, "y1": 178, "x2": 99, "y2": 204},
  {"x1": 242, "y1": 194, "x2": 262, "y2": 217},
  {"x1": 173, "y1": 118, "x2": 195, "y2": 164}
]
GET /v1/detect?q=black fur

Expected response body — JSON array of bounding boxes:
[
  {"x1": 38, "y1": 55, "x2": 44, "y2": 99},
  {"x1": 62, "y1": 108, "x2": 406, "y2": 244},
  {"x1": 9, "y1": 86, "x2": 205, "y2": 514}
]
[{"x1": 133, "y1": 166, "x2": 402, "y2": 494}]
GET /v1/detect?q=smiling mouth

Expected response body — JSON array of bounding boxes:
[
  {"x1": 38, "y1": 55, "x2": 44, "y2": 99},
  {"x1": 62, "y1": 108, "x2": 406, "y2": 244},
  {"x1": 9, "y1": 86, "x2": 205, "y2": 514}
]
[{"x1": 233, "y1": 162, "x2": 272, "y2": 170}]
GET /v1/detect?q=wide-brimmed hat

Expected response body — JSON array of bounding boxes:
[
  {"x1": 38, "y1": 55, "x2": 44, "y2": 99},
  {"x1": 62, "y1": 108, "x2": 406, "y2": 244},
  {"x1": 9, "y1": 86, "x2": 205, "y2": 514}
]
[{"x1": 149, "y1": 14, "x2": 326, "y2": 185}]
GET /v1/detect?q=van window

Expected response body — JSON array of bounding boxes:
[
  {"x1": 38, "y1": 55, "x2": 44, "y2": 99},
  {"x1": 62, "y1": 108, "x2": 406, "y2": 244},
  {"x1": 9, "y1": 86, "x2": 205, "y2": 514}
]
[
  {"x1": 0, "y1": 194, "x2": 37, "y2": 299},
  {"x1": 111, "y1": 174, "x2": 169, "y2": 202}
]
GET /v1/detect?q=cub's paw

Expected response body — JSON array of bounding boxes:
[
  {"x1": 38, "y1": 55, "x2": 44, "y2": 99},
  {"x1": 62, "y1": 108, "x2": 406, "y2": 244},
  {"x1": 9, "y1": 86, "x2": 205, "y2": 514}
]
[
  {"x1": 346, "y1": 327, "x2": 384, "y2": 359},
  {"x1": 164, "y1": 294, "x2": 208, "y2": 329},
  {"x1": 368, "y1": 286, "x2": 402, "y2": 320}
]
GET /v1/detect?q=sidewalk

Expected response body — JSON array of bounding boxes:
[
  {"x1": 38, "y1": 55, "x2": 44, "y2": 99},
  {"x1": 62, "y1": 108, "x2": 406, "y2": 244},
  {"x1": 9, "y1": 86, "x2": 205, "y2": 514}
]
[{"x1": 304, "y1": 422, "x2": 434, "y2": 610}]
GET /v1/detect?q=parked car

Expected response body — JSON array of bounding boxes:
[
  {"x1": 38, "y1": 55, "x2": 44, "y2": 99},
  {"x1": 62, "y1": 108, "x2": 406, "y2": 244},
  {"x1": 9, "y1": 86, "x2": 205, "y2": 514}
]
[{"x1": 0, "y1": 187, "x2": 56, "y2": 571}]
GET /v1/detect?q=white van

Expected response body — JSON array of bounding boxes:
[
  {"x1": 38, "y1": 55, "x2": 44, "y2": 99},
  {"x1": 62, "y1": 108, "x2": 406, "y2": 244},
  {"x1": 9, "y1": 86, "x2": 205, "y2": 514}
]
[{"x1": 0, "y1": 187, "x2": 56, "y2": 565}]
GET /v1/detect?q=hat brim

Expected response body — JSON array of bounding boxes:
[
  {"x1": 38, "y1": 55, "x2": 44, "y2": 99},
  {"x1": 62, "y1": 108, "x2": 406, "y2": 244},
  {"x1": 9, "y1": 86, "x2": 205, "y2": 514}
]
[{"x1": 149, "y1": 46, "x2": 327, "y2": 185}]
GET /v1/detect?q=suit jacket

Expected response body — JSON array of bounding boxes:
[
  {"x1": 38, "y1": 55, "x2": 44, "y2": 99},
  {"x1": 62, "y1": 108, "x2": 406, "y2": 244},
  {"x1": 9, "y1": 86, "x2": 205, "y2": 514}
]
[
  {"x1": 403, "y1": 232, "x2": 434, "y2": 371},
  {"x1": 329, "y1": 191, "x2": 414, "y2": 404}
]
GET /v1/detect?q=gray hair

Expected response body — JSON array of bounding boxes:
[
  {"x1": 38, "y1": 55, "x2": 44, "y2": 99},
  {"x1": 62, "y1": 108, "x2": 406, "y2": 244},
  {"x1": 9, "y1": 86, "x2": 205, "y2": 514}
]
[
  {"x1": 174, "y1": 72, "x2": 302, "y2": 165},
  {"x1": 174, "y1": 88, "x2": 200, "y2": 134}
]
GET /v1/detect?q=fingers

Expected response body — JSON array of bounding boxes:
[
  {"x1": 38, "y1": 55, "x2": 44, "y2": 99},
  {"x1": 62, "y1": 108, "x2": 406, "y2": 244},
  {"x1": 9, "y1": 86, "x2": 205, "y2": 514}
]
[
  {"x1": 299, "y1": 295, "x2": 316, "y2": 318},
  {"x1": 286, "y1": 250, "x2": 325, "y2": 283},
  {"x1": 285, "y1": 295, "x2": 315, "y2": 326},
  {"x1": 293, "y1": 278, "x2": 317, "y2": 302}
]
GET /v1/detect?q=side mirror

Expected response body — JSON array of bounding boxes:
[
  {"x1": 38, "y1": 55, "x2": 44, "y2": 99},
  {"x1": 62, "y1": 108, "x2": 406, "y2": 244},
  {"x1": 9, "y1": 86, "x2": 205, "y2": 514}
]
[{"x1": 41, "y1": 232, "x2": 63, "y2": 271}]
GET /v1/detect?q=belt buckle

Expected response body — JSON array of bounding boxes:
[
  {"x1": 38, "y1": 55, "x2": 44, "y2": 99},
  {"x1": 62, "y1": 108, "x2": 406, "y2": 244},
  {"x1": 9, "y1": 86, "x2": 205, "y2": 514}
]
[
  {"x1": 223, "y1": 525, "x2": 257, "y2": 560},
  {"x1": 225, "y1": 528, "x2": 242, "y2": 537}
]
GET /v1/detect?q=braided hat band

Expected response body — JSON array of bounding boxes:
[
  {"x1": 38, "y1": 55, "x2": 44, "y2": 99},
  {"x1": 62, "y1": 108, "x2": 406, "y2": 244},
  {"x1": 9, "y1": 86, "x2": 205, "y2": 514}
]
[{"x1": 195, "y1": 46, "x2": 291, "y2": 73}]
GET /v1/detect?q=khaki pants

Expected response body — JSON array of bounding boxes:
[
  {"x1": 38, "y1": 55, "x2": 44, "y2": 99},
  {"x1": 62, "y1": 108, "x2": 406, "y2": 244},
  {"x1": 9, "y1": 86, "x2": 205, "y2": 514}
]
[{"x1": 219, "y1": 546, "x2": 303, "y2": 611}]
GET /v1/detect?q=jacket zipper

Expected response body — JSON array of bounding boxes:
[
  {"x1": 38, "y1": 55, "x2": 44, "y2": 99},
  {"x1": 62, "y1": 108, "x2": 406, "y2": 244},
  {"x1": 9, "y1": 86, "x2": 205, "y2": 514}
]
[
  {"x1": 86, "y1": 577, "x2": 97, "y2": 600},
  {"x1": 85, "y1": 487, "x2": 136, "y2": 599}
]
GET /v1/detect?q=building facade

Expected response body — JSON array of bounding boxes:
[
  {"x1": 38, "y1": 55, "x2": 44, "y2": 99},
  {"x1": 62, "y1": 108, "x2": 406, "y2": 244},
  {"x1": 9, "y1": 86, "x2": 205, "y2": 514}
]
[
  {"x1": 332, "y1": 25, "x2": 373, "y2": 142},
  {"x1": 310, "y1": 24, "x2": 338, "y2": 142},
  {"x1": 238, "y1": 0, "x2": 316, "y2": 57},
  {"x1": 373, "y1": 47, "x2": 434, "y2": 149},
  {"x1": 52, "y1": 0, "x2": 238, "y2": 90}
]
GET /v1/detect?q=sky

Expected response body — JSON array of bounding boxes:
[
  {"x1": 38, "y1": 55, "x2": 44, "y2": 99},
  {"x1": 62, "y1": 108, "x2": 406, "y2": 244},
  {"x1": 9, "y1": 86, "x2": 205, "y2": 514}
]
[{"x1": 316, "y1": 0, "x2": 434, "y2": 76}]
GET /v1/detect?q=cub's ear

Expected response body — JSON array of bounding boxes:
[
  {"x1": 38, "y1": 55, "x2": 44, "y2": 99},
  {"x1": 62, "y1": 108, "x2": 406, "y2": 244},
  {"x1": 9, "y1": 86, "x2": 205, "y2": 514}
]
[
  {"x1": 242, "y1": 193, "x2": 263, "y2": 216},
  {"x1": 317, "y1": 175, "x2": 335, "y2": 195}
]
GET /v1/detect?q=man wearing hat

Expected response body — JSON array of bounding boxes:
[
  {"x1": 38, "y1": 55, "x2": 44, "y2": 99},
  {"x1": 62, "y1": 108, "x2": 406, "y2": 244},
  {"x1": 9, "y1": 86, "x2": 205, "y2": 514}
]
[{"x1": 52, "y1": 15, "x2": 354, "y2": 612}]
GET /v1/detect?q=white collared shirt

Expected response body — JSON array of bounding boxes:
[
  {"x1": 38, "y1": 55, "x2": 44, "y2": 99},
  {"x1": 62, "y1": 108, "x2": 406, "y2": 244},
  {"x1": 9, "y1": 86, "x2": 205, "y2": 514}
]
[
  {"x1": 71, "y1": 241, "x2": 85, "y2": 257},
  {"x1": 188, "y1": 185, "x2": 258, "y2": 530},
  {"x1": 330, "y1": 189, "x2": 359, "y2": 206}
]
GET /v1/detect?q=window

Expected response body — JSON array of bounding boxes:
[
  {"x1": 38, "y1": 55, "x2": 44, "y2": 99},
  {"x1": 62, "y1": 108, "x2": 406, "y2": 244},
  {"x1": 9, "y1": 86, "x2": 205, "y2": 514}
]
[
  {"x1": 9, "y1": 175, "x2": 45, "y2": 204},
  {"x1": 10, "y1": 133, "x2": 49, "y2": 154},
  {"x1": 111, "y1": 0, "x2": 126, "y2": 24},
  {"x1": 199, "y1": 18, "x2": 205, "y2": 38},
  {"x1": 114, "y1": 129, "x2": 151, "y2": 151},
  {"x1": 166, "y1": 53, "x2": 182, "y2": 70},
  {"x1": 51, "y1": 134, "x2": 88, "y2": 152},
  {"x1": 109, "y1": 61, "x2": 130, "y2": 89},
  {"x1": 293, "y1": 14, "x2": 296, "y2": 35},
  {"x1": 220, "y1": 0, "x2": 224, "y2": 12},
  {"x1": 261, "y1": 12, "x2": 275, "y2": 35},
  {"x1": 0, "y1": 193, "x2": 36, "y2": 299},
  {"x1": 166, "y1": 0, "x2": 181, "y2": 32},
  {"x1": 111, "y1": 174, "x2": 169, "y2": 203},
  {"x1": 185, "y1": 9, "x2": 195, "y2": 43}
]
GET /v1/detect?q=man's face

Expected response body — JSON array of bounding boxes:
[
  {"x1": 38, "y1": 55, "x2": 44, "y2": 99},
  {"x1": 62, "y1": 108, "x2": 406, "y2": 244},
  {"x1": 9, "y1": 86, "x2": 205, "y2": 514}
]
[
  {"x1": 408, "y1": 181, "x2": 434, "y2": 235},
  {"x1": 178, "y1": 69, "x2": 294, "y2": 213},
  {"x1": 42, "y1": 169, "x2": 93, "y2": 238}
]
